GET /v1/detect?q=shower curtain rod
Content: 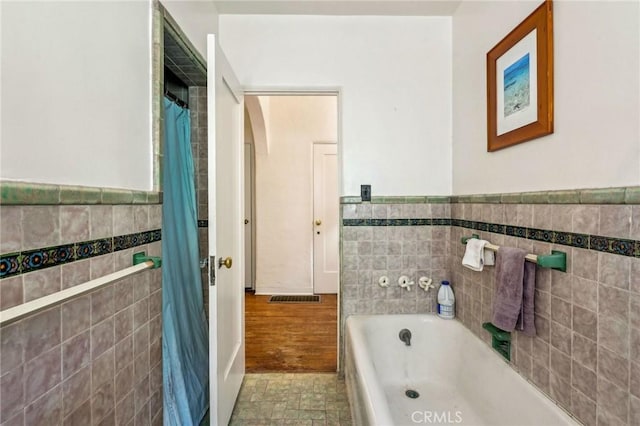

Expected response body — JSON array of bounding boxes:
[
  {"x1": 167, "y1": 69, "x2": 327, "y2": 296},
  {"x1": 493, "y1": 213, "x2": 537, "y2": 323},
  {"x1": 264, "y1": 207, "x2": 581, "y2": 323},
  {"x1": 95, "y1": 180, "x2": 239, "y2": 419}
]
[{"x1": 165, "y1": 89, "x2": 189, "y2": 109}]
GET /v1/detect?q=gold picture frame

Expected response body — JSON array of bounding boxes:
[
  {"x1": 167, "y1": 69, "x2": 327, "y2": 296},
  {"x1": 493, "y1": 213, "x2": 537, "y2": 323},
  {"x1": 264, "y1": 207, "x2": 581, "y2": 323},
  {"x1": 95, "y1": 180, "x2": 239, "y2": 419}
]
[{"x1": 487, "y1": 0, "x2": 554, "y2": 152}]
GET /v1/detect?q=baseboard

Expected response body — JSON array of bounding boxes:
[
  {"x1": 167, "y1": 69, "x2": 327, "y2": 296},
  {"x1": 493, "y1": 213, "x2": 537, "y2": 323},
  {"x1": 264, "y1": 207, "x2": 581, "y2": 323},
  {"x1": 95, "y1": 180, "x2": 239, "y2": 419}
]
[{"x1": 255, "y1": 286, "x2": 314, "y2": 296}]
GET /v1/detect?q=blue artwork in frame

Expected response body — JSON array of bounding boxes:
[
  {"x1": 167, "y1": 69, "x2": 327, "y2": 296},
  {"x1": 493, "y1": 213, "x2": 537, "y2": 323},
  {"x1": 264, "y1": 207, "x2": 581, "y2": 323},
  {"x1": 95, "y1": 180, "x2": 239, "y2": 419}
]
[{"x1": 503, "y1": 53, "x2": 531, "y2": 117}]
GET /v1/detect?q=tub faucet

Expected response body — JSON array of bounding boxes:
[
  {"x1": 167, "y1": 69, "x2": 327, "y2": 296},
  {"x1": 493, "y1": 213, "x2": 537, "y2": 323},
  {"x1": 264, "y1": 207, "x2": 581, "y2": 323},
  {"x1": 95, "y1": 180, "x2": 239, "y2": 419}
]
[
  {"x1": 399, "y1": 329, "x2": 412, "y2": 346},
  {"x1": 398, "y1": 276, "x2": 415, "y2": 291}
]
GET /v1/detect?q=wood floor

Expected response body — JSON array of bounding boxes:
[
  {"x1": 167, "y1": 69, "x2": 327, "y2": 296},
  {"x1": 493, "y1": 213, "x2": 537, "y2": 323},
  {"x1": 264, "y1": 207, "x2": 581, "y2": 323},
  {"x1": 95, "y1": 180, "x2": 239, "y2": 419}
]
[{"x1": 245, "y1": 292, "x2": 338, "y2": 372}]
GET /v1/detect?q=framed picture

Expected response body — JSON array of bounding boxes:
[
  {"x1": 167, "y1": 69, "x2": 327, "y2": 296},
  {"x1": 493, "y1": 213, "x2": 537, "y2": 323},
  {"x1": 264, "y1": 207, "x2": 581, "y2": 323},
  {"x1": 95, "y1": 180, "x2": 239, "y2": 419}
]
[{"x1": 487, "y1": 0, "x2": 554, "y2": 151}]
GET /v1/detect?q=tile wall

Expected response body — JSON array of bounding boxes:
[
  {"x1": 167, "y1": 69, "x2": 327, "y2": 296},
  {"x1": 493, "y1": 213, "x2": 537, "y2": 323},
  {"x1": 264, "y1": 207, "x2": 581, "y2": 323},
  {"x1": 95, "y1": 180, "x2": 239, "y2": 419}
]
[
  {"x1": 339, "y1": 201, "x2": 450, "y2": 367},
  {"x1": 340, "y1": 192, "x2": 640, "y2": 426},
  {"x1": 0, "y1": 203, "x2": 163, "y2": 425},
  {"x1": 340, "y1": 202, "x2": 450, "y2": 318},
  {"x1": 448, "y1": 202, "x2": 640, "y2": 426}
]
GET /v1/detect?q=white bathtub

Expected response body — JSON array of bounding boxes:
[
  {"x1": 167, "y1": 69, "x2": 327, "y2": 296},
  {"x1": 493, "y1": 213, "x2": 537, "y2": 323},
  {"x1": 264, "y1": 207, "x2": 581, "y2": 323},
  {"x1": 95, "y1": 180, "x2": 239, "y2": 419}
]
[{"x1": 345, "y1": 315, "x2": 579, "y2": 426}]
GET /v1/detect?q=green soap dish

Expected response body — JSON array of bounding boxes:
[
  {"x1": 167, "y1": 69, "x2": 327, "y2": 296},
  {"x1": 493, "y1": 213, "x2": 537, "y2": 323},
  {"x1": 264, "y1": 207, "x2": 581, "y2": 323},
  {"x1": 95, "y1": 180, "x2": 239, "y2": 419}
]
[{"x1": 483, "y1": 322, "x2": 511, "y2": 361}]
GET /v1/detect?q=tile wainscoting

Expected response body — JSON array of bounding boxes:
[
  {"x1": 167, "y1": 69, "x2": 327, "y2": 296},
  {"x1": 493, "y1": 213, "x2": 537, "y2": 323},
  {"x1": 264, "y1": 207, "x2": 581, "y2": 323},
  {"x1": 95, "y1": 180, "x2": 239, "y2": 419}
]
[
  {"x1": 449, "y1": 202, "x2": 640, "y2": 426},
  {"x1": 340, "y1": 190, "x2": 640, "y2": 426},
  {"x1": 0, "y1": 203, "x2": 163, "y2": 425},
  {"x1": 340, "y1": 203, "x2": 451, "y2": 318}
]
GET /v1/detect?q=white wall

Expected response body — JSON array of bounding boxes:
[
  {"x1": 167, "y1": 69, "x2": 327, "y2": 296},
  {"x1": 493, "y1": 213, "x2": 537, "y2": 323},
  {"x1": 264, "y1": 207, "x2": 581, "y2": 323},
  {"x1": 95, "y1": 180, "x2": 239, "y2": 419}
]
[
  {"x1": 452, "y1": 0, "x2": 640, "y2": 195},
  {"x1": 0, "y1": 1, "x2": 153, "y2": 190},
  {"x1": 254, "y1": 96, "x2": 338, "y2": 294},
  {"x1": 219, "y1": 15, "x2": 452, "y2": 196},
  {"x1": 161, "y1": 0, "x2": 219, "y2": 58}
]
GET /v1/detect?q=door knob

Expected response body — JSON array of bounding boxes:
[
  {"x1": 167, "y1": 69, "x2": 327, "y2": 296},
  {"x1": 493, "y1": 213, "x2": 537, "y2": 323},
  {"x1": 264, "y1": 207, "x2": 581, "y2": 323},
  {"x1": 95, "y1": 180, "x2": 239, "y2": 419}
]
[
  {"x1": 315, "y1": 219, "x2": 322, "y2": 226},
  {"x1": 218, "y1": 257, "x2": 232, "y2": 269}
]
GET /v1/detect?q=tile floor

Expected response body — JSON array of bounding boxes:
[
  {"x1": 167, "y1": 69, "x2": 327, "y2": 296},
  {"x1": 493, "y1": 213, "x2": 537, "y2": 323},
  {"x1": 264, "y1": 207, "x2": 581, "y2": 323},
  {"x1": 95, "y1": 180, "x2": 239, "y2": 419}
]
[{"x1": 229, "y1": 373, "x2": 352, "y2": 426}]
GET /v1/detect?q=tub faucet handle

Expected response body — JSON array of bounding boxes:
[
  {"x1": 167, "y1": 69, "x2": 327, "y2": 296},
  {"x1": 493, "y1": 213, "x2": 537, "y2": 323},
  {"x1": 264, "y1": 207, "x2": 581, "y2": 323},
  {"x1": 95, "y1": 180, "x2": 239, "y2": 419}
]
[
  {"x1": 418, "y1": 277, "x2": 435, "y2": 291},
  {"x1": 398, "y1": 276, "x2": 414, "y2": 291}
]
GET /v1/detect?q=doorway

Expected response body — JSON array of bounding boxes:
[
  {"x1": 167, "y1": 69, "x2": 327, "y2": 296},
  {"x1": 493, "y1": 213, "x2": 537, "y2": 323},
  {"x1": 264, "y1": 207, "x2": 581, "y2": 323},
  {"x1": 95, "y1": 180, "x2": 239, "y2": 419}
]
[
  {"x1": 244, "y1": 94, "x2": 339, "y2": 296},
  {"x1": 243, "y1": 94, "x2": 340, "y2": 371}
]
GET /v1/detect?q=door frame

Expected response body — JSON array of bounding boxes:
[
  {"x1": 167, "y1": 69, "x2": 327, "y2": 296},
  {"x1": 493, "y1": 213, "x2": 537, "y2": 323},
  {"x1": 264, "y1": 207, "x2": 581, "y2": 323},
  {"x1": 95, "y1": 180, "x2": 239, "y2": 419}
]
[
  {"x1": 243, "y1": 87, "x2": 343, "y2": 193},
  {"x1": 243, "y1": 87, "x2": 343, "y2": 370},
  {"x1": 243, "y1": 141, "x2": 256, "y2": 290}
]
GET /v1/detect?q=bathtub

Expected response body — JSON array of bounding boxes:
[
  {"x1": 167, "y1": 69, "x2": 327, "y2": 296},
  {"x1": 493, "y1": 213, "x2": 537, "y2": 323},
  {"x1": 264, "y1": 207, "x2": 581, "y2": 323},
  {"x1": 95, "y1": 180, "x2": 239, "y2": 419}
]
[{"x1": 345, "y1": 315, "x2": 579, "y2": 426}]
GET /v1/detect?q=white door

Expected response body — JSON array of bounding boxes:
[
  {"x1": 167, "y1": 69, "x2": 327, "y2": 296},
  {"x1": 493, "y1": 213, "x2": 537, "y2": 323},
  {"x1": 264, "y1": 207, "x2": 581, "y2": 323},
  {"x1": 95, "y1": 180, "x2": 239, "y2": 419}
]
[
  {"x1": 244, "y1": 143, "x2": 254, "y2": 289},
  {"x1": 207, "y1": 34, "x2": 244, "y2": 426},
  {"x1": 313, "y1": 143, "x2": 339, "y2": 294}
]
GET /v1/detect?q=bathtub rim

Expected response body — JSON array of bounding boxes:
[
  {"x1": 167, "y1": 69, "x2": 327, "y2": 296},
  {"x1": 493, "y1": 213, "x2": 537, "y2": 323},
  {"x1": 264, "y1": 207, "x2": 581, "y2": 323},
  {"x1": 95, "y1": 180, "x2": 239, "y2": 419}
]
[{"x1": 346, "y1": 315, "x2": 396, "y2": 425}]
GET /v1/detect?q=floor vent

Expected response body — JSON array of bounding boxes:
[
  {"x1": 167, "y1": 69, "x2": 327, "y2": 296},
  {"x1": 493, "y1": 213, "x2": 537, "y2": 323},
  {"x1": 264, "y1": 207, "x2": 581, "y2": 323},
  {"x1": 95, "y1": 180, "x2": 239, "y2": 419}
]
[{"x1": 268, "y1": 295, "x2": 321, "y2": 303}]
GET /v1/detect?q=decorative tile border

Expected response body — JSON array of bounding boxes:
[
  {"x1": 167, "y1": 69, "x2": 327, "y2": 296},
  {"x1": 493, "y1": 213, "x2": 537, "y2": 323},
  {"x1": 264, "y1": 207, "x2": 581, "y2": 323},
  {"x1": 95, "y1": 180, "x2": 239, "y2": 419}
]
[
  {"x1": 0, "y1": 181, "x2": 162, "y2": 205},
  {"x1": 0, "y1": 229, "x2": 162, "y2": 279},
  {"x1": 342, "y1": 218, "x2": 451, "y2": 226},
  {"x1": 451, "y1": 219, "x2": 595, "y2": 249},
  {"x1": 453, "y1": 218, "x2": 640, "y2": 257},
  {"x1": 76, "y1": 238, "x2": 113, "y2": 260},
  {"x1": 340, "y1": 186, "x2": 640, "y2": 205},
  {"x1": 341, "y1": 217, "x2": 640, "y2": 258}
]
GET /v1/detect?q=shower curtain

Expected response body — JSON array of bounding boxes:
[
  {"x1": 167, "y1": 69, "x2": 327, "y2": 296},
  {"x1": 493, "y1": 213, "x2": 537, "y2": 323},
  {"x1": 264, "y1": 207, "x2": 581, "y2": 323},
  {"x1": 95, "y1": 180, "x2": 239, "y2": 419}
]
[{"x1": 162, "y1": 97, "x2": 209, "y2": 425}]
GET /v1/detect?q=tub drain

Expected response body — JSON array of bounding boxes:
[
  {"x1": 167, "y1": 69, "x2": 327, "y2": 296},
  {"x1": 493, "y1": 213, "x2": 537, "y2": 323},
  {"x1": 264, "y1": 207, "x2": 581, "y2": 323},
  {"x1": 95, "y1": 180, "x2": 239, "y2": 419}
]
[{"x1": 405, "y1": 389, "x2": 420, "y2": 399}]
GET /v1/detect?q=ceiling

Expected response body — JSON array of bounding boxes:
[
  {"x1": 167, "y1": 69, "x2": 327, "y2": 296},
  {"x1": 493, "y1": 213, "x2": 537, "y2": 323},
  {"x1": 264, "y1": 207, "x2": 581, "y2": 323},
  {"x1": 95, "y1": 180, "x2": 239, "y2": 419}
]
[{"x1": 214, "y1": 0, "x2": 463, "y2": 16}]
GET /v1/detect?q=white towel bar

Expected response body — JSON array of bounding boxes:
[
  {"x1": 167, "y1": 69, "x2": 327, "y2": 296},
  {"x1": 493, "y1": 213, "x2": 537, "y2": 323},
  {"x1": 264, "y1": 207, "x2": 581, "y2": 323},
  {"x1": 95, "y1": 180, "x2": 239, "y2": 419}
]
[
  {"x1": 0, "y1": 260, "x2": 155, "y2": 326},
  {"x1": 462, "y1": 234, "x2": 566, "y2": 271},
  {"x1": 481, "y1": 241, "x2": 539, "y2": 263}
]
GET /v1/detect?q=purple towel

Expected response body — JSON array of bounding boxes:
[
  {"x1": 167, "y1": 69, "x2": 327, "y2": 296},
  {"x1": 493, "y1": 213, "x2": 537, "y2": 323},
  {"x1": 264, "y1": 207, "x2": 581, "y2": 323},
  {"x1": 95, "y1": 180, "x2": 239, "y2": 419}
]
[
  {"x1": 518, "y1": 261, "x2": 537, "y2": 336},
  {"x1": 492, "y1": 247, "x2": 536, "y2": 336}
]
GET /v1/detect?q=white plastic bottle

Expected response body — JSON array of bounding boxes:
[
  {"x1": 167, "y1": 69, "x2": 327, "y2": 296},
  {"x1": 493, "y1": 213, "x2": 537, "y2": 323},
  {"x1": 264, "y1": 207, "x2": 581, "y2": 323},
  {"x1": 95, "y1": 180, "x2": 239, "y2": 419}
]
[{"x1": 437, "y1": 281, "x2": 455, "y2": 319}]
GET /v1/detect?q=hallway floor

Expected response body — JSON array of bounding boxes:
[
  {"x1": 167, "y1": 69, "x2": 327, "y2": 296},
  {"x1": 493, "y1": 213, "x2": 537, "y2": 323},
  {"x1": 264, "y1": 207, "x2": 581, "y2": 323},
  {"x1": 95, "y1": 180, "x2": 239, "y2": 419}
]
[
  {"x1": 245, "y1": 293, "x2": 337, "y2": 372},
  {"x1": 229, "y1": 373, "x2": 352, "y2": 425}
]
